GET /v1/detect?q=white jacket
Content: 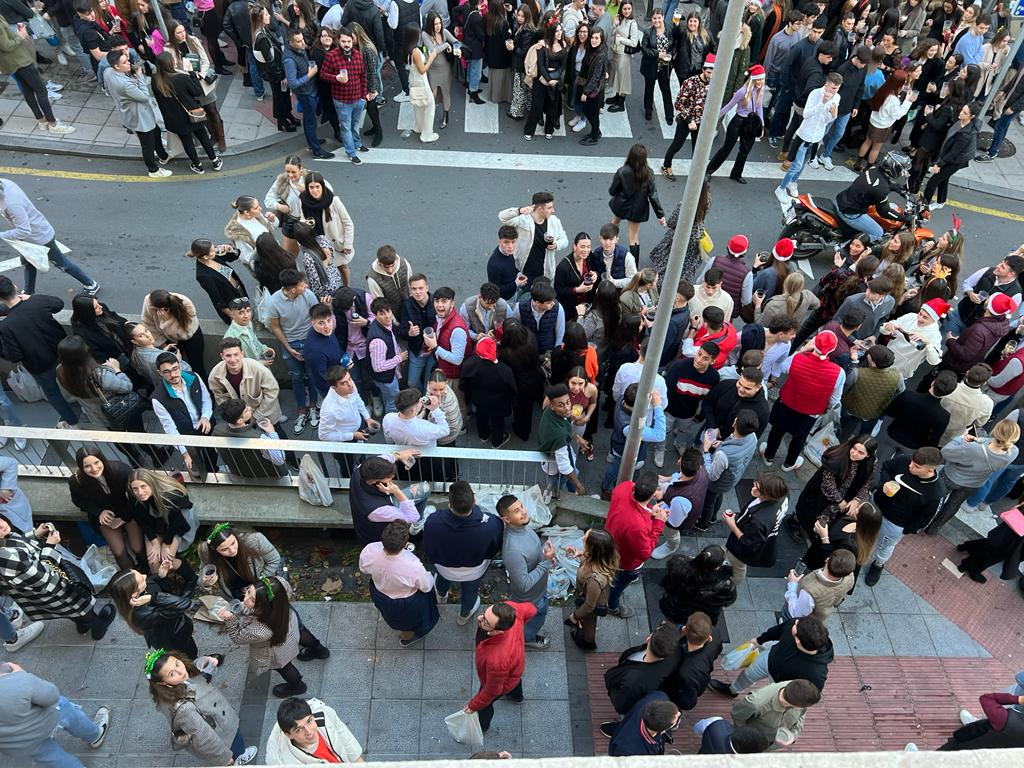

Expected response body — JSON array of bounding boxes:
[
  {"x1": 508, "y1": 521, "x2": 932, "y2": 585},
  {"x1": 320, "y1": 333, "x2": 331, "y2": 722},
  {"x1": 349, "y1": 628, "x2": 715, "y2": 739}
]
[
  {"x1": 497, "y1": 207, "x2": 569, "y2": 280},
  {"x1": 265, "y1": 699, "x2": 363, "y2": 765},
  {"x1": 869, "y1": 94, "x2": 913, "y2": 129}
]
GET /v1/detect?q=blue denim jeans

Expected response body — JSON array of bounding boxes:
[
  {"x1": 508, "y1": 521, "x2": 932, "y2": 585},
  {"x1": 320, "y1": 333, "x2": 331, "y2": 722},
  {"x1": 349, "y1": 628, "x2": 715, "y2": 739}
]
[
  {"x1": 821, "y1": 111, "x2": 852, "y2": 159},
  {"x1": 967, "y1": 462, "x2": 1024, "y2": 506},
  {"x1": 943, "y1": 309, "x2": 967, "y2": 338},
  {"x1": 32, "y1": 363, "x2": 78, "y2": 424},
  {"x1": 406, "y1": 352, "x2": 435, "y2": 393},
  {"x1": 230, "y1": 730, "x2": 246, "y2": 760},
  {"x1": 23, "y1": 239, "x2": 94, "y2": 294},
  {"x1": 836, "y1": 207, "x2": 884, "y2": 240},
  {"x1": 373, "y1": 375, "x2": 400, "y2": 415},
  {"x1": 295, "y1": 91, "x2": 323, "y2": 153},
  {"x1": 29, "y1": 697, "x2": 101, "y2": 768},
  {"x1": 434, "y1": 573, "x2": 482, "y2": 617},
  {"x1": 0, "y1": 385, "x2": 23, "y2": 426},
  {"x1": 246, "y1": 48, "x2": 265, "y2": 97},
  {"x1": 871, "y1": 515, "x2": 906, "y2": 565},
  {"x1": 780, "y1": 140, "x2": 811, "y2": 191},
  {"x1": 281, "y1": 339, "x2": 318, "y2": 411},
  {"x1": 728, "y1": 641, "x2": 773, "y2": 692},
  {"x1": 987, "y1": 111, "x2": 1018, "y2": 157},
  {"x1": 522, "y1": 593, "x2": 548, "y2": 642},
  {"x1": 334, "y1": 98, "x2": 365, "y2": 158},
  {"x1": 467, "y1": 59, "x2": 483, "y2": 92},
  {"x1": 607, "y1": 567, "x2": 642, "y2": 610},
  {"x1": 0, "y1": 606, "x2": 16, "y2": 643}
]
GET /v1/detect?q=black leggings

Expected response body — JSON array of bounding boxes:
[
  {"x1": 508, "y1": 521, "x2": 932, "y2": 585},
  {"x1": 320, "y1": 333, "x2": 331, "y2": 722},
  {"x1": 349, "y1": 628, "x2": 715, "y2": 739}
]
[
  {"x1": 582, "y1": 93, "x2": 603, "y2": 139},
  {"x1": 276, "y1": 662, "x2": 303, "y2": 686},
  {"x1": 923, "y1": 162, "x2": 965, "y2": 205},
  {"x1": 707, "y1": 114, "x2": 759, "y2": 178},
  {"x1": 643, "y1": 68, "x2": 672, "y2": 116},
  {"x1": 136, "y1": 126, "x2": 169, "y2": 173},
  {"x1": 268, "y1": 75, "x2": 294, "y2": 125},
  {"x1": 12, "y1": 65, "x2": 55, "y2": 123},
  {"x1": 173, "y1": 125, "x2": 217, "y2": 166},
  {"x1": 663, "y1": 118, "x2": 698, "y2": 167}
]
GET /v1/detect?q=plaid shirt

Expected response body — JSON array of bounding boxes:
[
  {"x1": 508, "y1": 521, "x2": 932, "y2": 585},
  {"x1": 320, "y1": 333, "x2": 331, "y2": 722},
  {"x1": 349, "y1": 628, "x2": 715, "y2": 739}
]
[
  {"x1": 675, "y1": 73, "x2": 709, "y2": 124},
  {"x1": 319, "y1": 46, "x2": 367, "y2": 103}
]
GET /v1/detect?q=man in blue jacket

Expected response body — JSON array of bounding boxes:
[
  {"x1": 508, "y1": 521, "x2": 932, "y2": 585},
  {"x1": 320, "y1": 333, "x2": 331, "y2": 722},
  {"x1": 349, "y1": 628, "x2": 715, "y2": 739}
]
[
  {"x1": 422, "y1": 481, "x2": 503, "y2": 625},
  {"x1": 282, "y1": 30, "x2": 334, "y2": 159}
]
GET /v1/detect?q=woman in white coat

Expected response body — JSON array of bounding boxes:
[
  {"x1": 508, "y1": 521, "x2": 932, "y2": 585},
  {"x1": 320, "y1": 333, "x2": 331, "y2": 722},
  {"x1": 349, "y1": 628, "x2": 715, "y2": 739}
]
[
  {"x1": 402, "y1": 25, "x2": 440, "y2": 144},
  {"x1": 299, "y1": 172, "x2": 354, "y2": 287},
  {"x1": 606, "y1": 2, "x2": 641, "y2": 112}
]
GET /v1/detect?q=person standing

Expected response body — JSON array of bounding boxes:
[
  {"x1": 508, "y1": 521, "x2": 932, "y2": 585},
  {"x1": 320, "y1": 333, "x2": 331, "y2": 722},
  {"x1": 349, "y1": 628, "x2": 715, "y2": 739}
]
[
  {"x1": 731, "y1": 679, "x2": 822, "y2": 751},
  {"x1": 422, "y1": 287, "x2": 469, "y2": 413},
  {"x1": 103, "y1": 49, "x2": 171, "y2": 177},
  {"x1": 460, "y1": 337, "x2": 517, "y2": 448},
  {"x1": 976, "y1": 64, "x2": 1024, "y2": 164},
  {"x1": 696, "y1": 410, "x2": 760, "y2": 531},
  {"x1": 577, "y1": 28, "x2": 609, "y2": 146},
  {"x1": 422, "y1": 481, "x2": 504, "y2": 625},
  {"x1": 604, "y1": 472, "x2": 669, "y2": 618},
  {"x1": 498, "y1": 493, "x2": 555, "y2": 650},
  {"x1": 608, "y1": 144, "x2": 666, "y2": 256},
  {"x1": 0, "y1": 662, "x2": 111, "y2": 766},
  {"x1": 564, "y1": 528, "x2": 617, "y2": 651},
  {"x1": 282, "y1": 30, "x2": 335, "y2": 159},
  {"x1": 922, "y1": 102, "x2": 980, "y2": 211},
  {"x1": 0, "y1": 19, "x2": 76, "y2": 137},
  {"x1": 359, "y1": 520, "x2": 439, "y2": 647},
  {"x1": 397, "y1": 274, "x2": 436, "y2": 392},
  {"x1": 661, "y1": 54, "x2": 715, "y2": 179},
  {"x1": 602, "y1": 623, "x2": 682, "y2": 717},
  {"x1": 606, "y1": 692, "x2": 680, "y2": 756},
  {"x1": 265, "y1": 269, "x2": 321, "y2": 432},
  {"x1": 320, "y1": 25, "x2": 370, "y2": 164},
  {"x1": 367, "y1": 297, "x2": 408, "y2": 416},
  {"x1": 150, "y1": 352, "x2": 218, "y2": 475},
  {"x1": 707, "y1": 65, "x2": 767, "y2": 184},
  {"x1": 0, "y1": 180, "x2": 97, "y2": 297},
  {"x1": 498, "y1": 193, "x2": 569, "y2": 284},
  {"x1": 208, "y1": 338, "x2": 284, "y2": 433},
  {"x1": 465, "y1": 601, "x2": 536, "y2": 736},
  {"x1": 721, "y1": 471, "x2": 790, "y2": 584}
]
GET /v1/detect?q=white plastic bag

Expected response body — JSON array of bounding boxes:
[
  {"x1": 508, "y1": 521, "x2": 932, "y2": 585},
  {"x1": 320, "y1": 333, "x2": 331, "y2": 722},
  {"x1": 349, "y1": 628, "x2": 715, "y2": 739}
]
[
  {"x1": 521, "y1": 484, "x2": 552, "y2": 528},
  {"x1": 79, "y1": 544, "x2": 118, "y2": 591},
  {"x1": 7, "y1": 365, "x2": 45, "y2": 402},
  {"x1": 546, "y1": 567, "x2": 573, "y2": 601},
  {"x1": 803, "y1": 420, "x2": 839, "y2": 468},
  {"x1": 444, "y1": 709, "x2": 484, "y2": 748},
  {"x1": 255, "y1": 286, "x2": 273, "y2": 327},
  {"x1": 298, "y1": 454, "x2": 333, "y2": 506},
  {"x1": 721, "y1": 642, "x2": 761, "y2": 671}
]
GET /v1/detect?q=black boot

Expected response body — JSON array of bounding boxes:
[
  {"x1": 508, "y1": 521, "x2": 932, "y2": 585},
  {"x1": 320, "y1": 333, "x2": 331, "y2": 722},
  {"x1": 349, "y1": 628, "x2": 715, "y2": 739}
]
[
  {"x1": 470, "y1": 90, "x2": 485, "y2": 105},
  {"x1": 90, "y1": 604, "x2": 116, "y2": 641},
  {"x1": 440, "y1": 110, "x2": 449, "y2": 129},
  {"x1": 272, "y1": 681, "x2": 307, "y2": 698},
  {"x1": 629, "y1": 243, "x2": 640, "y2": 261},
  {"x1": 297, "y1": 641, "x2": 331, "y2": 661},
  {"x1": 864, "y1": 561, "x2": 884, "y2": 587}
]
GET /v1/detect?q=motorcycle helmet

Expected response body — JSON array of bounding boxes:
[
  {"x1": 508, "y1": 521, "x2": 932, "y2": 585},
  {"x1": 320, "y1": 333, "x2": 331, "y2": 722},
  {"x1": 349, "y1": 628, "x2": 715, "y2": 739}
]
[{"x1": 878, "y1": 151, "x2": 911, "y2": 184}]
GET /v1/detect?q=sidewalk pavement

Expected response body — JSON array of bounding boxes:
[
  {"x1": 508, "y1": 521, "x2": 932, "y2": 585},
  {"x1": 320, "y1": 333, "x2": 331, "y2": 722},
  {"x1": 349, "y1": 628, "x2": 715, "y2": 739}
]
[{"x1": 953, "y1": 113, "x2": 1024, "y2": 199}]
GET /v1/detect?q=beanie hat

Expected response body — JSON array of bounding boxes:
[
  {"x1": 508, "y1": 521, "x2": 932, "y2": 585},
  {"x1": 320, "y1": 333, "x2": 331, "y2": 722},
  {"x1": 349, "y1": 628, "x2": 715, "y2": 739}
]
[
  {"x1": 748, "y1": 64, "x2": 766, "y2": 80},
  {"x1": 476, "y1": 336, "x2": 498, "y2": 362},
  {"x1": 922, "y1": 298, "x2": 951, "y2": 322},
  {"x1": 772, "y1": 238, "x2": 795, "y2": 261},
  {"x1": 988, "y1": 293, "x2": 1018, "y2": 318},
  {"x1": 813, "y1": 330, "x2": 839, "y2": 357},
  {"x1": 703, "y1": 53, "x2": 716, "y2": 69},
  {"x1": 727, "y1": 234, "x2": 749, "y2": 256}
]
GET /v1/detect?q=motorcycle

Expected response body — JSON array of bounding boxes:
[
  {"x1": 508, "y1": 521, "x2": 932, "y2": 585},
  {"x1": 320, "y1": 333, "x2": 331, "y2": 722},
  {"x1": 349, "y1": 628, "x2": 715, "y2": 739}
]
[{"x1": 778, "y1": 191, "x2": 934, "y2": 260}]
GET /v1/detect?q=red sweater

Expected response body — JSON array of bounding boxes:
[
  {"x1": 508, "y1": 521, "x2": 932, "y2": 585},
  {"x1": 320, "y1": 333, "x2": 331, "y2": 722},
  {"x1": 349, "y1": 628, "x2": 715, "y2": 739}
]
[
  {"x1": 605, "y1": 482, "x2": 665, "y2": 570},
  {"x1": 779, "y1": 352, "x2": 841, "y2": 416},
  {"x1": 469, "y1": 601, "x2": 537, "y2": 711}
]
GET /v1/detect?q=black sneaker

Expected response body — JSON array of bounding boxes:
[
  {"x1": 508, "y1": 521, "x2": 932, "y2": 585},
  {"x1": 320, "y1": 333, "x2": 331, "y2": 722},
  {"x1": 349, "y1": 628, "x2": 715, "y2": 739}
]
[
  {"x1": 350, "y1": 155, "x2": 362, "y2": 165},
  {"x1": 495, "y1": 433, "x2": 511, "y2": 449},
  {"x1": 211, "y1": 157, "x2": 223, "y2": 171},
  {"x1": 272, "y1": 681, "x2": 307, "y2": 698},
  {"x1": 189, "y1": 162, "x2": 205, "y2": 175},
  {"x1": 599, "y1": 721, "x2": 618, "y2": 738},
  {"x1": 358, "y1": 145, "x2": 369, "y2": 152},
  {"x1": 975, "y1": 154, "x2": 994, "y2": 162},
  {"x1": 311, "y1": 149, "x2": 335, "y2": 159},
  {"x1": 297, "y1": 643, "x2": 331, "y2": 661},
  {"x1": 864, "y1": 561, "x2": 884, "y2": 587},
  {"x1": 708, "y1": 679, "x2": 738, "y2": 698}
]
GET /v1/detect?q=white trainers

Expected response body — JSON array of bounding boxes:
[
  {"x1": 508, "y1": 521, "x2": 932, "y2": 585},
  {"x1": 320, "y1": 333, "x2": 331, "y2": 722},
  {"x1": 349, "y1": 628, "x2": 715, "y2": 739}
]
[
  {"x1": 959, "y1": 709, "x2": 978, "y2": 725},
  {"x1": 48, "y1": 123, "x2": 76, "y2": 134},
  {"x1": 758, "y1": 441, "x2": 772, "y2": 466},
  {"x1": 821, "y1": 156, "x2": 834, "y2": 171},
  {"x1": 56, "y1": 52, "x2": 69, "y2": 66},
  {"x1": 929, "y1": 202, "x2": 945, "y2": 211},
  {"x1": 308, "y1": 406, "x2": 320, "y2": 428},
  {"x1": 292, "y1": 412, "x2": 308, "y2": 434},
  {"x1": 786, "y1": 182, "x2": 799, "y2": 197},
  {"x1": 13, "y1": 437, "x2": 26, "y2": 451},
  {"x1": 773, "y1": 186, "x2": 790, "y2": 205},
  {"x1": 456, "y1": 596, "x2": 481, "y2": 626},
  {"x1": 782, "y1": 456, "x2": 805, "y2": 472},
  {"x1": 89, "y1": 706, "x2": 110, "y2": 748},
  {"x1": 3, "y1": 619, "x2": 43, "y2": 652},
  {"x1": 651, "y1": 541, "x2": 679, "y2": 560},
  {"x1": 394, "y1": 92, "x2": 410, "y2": 103},
  {"x1": 46, "y1": 80, "x2": 64, "y2": 92},
  {"x1": 808, "y1": 157, "x2": 820, "y2": 169},
  {"x1": 148, "y1": 168, "x2": 172, "y2": 178},
  {"x1": 653, "y1": 448, "x2": 665, "y2": 468},
  {"x1": 235, "y1": 746, "x2": 258, "y2": 765},
  {"x1": 572, "y1": 118, "x2": 588, "y2": 133}
]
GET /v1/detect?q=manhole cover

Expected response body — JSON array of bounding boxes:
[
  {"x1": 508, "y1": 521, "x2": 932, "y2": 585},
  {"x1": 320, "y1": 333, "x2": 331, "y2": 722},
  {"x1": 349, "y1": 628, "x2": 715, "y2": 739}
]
[{"x1": 978, "y1": 130, "x2": 1016, "y2": 159}]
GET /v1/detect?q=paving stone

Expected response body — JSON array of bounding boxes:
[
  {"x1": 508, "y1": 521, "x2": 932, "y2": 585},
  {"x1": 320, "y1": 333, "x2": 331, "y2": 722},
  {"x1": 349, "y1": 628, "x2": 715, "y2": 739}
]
[
  {"x1": 840, "y1": 612, "x2": 894, "y2": 656},
  {"x1": 422, "y1": 649, "x2": 474, "y2": 700},
  {"x1": 924, "y1": 615, "x2": 985, "y2": 657},
  {"x1": 333, "y1": 698, "x2": 372, "y2": 749},
  {"x1": 80, "y1": 645, "x2": 144, "y2": 700},
  {"x1": 729, "y1": 578, "x2": 756, "y2": 611},
  {"x1": 482, "y1": 699, "x2": 524, "y2": 753},
  {"x1": 374, "y1": 614, "x2": 407, "y2": 650},
  {"x1": 522, "y1": 699, "x2": 572, "y2": 756},
  {"x1": 367, "y1": 700, "x2": 421, "y2": 755},
  {"x1": 881, "y1": 614, "x2": 937, "y2": 656},
  {"x1": 60, "y1": 124, "x2": 101, "y2": 142},
  {"x1": 592, "y1": 611, "x2": 630, "y2": 651},
  {"x1": 746, "y1": 578, "x2": 784, "y2": 613},
  {"x1": 422, "y1": 607, "x2": 476, "y2": 651},
  {"x1": 822, "y1": 611, "x2": 851, "y2": 656},
  {"x1": 322, "y1": 648, "x2": 375, "y2": 698},
  {"x1": 914, "y1": 593, "x2": 940, "y2": 615},
  {"x1": 371, "y1": 649, "x2": 424, "y2": 699},
  {"x1": 75, "y1": 107, "x2": 113, "y2": 125},
  {"x1": 293, "y1": 602, "x2": 332, "y2": 643},
  {"x1": 836, "y1": 583, "x2": 880, "y2": 614},
  {"x1": 419, "y1": 699, "x2": 480, "y2": 757},
  {"x1": 521, "y1": 649, "x2": 568, "y2": 700},
  {"x1": 117, "y1": 696, "x2": 181, "y2": 754},
  {"x1": 6, "y1": 643, "x2": 94, "y2": 692},
  {"x1": 869, "y1": 573, "x2": 923, "y2": 615},
  {"x1": 36, "y1": 616, "x2": 102, "y2": 646},
  {"x1": 539, "y1": 603, "x2": 567, "y2": 650},
  {"x1": 328, "y1": 603, "x2": 379, "y2": 647},
  {"x1": 719, "y1": 609, "x2": 775, "y2": 647}
]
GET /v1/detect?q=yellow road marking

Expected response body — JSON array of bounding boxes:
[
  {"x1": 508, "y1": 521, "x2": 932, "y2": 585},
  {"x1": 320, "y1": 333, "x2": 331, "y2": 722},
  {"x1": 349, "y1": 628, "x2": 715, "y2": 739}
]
[
  {"x1": 0, "y1": 155, "x2": 283, "y2": 183},
  {"x1": 944, "y1": 199, "x2": 1024, "y2": 222}
]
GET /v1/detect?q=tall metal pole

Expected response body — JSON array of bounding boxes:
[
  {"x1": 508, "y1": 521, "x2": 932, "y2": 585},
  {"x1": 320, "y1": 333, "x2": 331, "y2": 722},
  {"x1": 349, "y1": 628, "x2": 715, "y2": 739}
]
[
  {"x1": 980, "y1": 29, "x2": 1024, "y2": 124},
  {"x1": 617, "y1": 0, "x2": 746, "y2": 484}
]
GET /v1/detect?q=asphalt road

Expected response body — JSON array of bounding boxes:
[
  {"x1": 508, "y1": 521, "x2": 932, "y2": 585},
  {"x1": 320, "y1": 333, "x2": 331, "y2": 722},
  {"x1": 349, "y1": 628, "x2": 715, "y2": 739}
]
[{"x1": 1, "y1": 134, "x2": 1022, "y2": 316}]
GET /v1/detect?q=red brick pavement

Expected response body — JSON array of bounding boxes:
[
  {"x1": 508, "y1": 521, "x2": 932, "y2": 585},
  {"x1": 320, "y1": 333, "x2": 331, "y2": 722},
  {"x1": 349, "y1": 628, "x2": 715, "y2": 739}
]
[{"x1": 586, "y1": 654, "x2": 1016, "y2": 754}]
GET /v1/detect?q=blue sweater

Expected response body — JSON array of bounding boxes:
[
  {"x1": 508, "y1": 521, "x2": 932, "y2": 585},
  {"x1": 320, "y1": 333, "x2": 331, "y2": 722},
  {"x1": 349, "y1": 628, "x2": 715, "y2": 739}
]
[
  {"x1": 422, "y1": 505, "x2": 503, "y2": 569},
  {"x1": 304, "y1": 327, "x2": 342, "y2": 396}
]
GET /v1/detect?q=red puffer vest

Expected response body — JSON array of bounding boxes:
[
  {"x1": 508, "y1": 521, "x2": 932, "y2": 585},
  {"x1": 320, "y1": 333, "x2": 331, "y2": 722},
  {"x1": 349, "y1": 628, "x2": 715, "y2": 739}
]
[
  {"x1": 710, "y1": 254, "x2": 750, "y2": 320},
  {"x1": 436, "y1": 311, "x2": 469, "y2": 379},
  {"x1": 779, "y1": 352, "x2": 841, "y2": 416},
  {"x1": 991, "y1": 348, "x2": 1024, "y2": 396}
]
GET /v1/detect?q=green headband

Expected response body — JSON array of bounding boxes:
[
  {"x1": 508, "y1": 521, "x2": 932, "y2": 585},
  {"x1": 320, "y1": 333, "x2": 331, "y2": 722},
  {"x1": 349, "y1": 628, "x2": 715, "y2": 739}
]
[
  {"x1": 260, "y1": 576, "x2": 275, "y2": 601},
  {"x1": 206, "y1": 522, "x2": 231, "y2": 543},
  {"x1": 144, "y1": 648, "x2": 167, "y2": 679}
]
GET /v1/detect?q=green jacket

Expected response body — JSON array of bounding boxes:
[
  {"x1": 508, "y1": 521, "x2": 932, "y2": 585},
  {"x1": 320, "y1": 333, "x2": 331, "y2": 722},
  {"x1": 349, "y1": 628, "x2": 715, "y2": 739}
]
[
  {"x1": 731, "y1": 680, "x2": 807, "y2": 751},
  {"x1": 0, "y1": 17, "x2": 34, "y2": 75}
]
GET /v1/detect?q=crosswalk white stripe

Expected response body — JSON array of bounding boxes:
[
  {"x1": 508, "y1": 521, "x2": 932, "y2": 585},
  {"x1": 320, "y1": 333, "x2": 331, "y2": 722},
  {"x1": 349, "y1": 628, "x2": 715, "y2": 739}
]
[
  {"x1": 464, "y1": 98, "x2": 499, "y2": 133},
  {"x1": 0, "y1": 257, "x2": 21, "y2": 274},
  {"x1": 598, "y1": 104, "x2": 634, "y2": 139},
  {"x1": 652, "y1": 71, "x2": 679, "y2": 141}
]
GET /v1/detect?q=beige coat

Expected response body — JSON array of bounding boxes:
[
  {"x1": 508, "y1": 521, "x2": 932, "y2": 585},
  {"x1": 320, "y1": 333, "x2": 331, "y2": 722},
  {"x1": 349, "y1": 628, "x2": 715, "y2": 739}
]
[
  {"x1": 308, "y1": 198, "x2": 355, "y2": 265},
  {"x1": 141, "y1": 292, "x2": 200, "y2": 345},
  {"x1": 208, "y1": 357, "x2": 283, "y2": 425},
  {"x1": 797, "y1": 569, "x2": 855, "y2": 622},
  {"x1": 688, "y1": 283, "x2": 735, "y2": 325}
]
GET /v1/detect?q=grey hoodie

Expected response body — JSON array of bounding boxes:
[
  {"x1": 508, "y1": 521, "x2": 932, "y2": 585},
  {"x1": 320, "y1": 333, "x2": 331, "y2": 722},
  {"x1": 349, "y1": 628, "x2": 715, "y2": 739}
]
[
  {"x1": 0, "y1": 671, "x2": 61, "y2": 752},
  {"x1": 503, "y1": 523, "x2": 553, "y2": 603}
]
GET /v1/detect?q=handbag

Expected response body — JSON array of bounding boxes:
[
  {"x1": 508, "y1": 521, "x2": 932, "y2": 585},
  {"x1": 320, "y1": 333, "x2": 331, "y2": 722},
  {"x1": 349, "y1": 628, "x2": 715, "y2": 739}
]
[
  {"x1": 175, "y1": 92, "x2": 207, "y2": 123},
  {"x1": 203, "y1": 70, "x2": 219, "y2": 85},
  {"x1": 94, "y1": 371, "x2": 148, "y2": 430},
  {"x1": 408, "y1": 84, "x2": 431, "y2": 106},
  {"x1": 699, "y1": 229, "x2": 714, "y2": 255},
  {"x1": 41, "y1": 555, "x2": 95, "y2": 602}
]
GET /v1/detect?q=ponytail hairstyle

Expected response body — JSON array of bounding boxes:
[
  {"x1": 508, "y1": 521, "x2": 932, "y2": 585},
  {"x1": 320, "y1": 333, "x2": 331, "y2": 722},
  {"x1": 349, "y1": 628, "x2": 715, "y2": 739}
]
[
  {"x1": 186, "y1": 238, "x2": 213, "y2": 260},
  {"x1": 991, "y1": 419, "x2": 1021, "y2": 452},
  {"x1": 231, "y1": 195, "x2": 260, "y2": 216},
  {"x1": 146, "y1": 289, "x2": 194, "y2": 332},
  {"x1": 781, "y1": 271, "x2": 805, "y2": 317}
]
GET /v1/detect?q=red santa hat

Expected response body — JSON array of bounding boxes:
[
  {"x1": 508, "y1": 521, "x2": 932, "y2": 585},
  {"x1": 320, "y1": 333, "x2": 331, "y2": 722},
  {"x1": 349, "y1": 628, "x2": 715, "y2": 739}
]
[
  {"x1": 772, "y1": 238, "x2": 795, "y2": 261},
  {"x1": 727, "y1": 234, "x2": 749, "y2": 256},
  {"x1": 703, "y1": 53, "x2": 716, "y2": 69},
  {"x1": 476, "y1": 336, "x2": 498, "y2": 362},
  {"x1": 813, "y1": 330, "x2": 839, "y2": 357},
  {"x1": 988, "y1": 293, "x2": 1019, "y2": 318},
  {"x1": 748, "y1": 64, "x2": 766, "y2": 80},
  {"x1": 922, "y1": 298, "x2": 951, "y2": 322}
]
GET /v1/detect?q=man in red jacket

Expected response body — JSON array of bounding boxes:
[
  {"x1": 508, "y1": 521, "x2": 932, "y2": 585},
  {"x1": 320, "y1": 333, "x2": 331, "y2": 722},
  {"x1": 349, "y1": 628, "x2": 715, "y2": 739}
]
[
  {"x1": 604, "y1": 472, "x2": 669, "y2": 618},
  {"x1": 465, "y1": 601, "x2": 537, "y2": 732}
]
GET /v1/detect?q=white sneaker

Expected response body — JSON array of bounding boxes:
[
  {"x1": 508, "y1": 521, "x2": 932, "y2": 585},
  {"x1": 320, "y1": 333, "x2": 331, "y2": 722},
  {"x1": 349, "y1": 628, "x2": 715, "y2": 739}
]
[
  {"x1": 56, "y1": 52, "x2": 69, "y2": 66},
  {"x1": 456, "y1": 596, "x2": 481, "y2": 626},
  {"x1": 409, "y1": 505, "x2": 433, "y2": 536},
  {"x1": 89, "y1": 706, "x2": 110, "y2": 748},
  {"x1": 394, "y1": 92, "x2": 410, "y2": 103},
  {"x1": 808, "y1": 157, "x2": 820, "y2": 169},
  {"x1": 235, "y1": 746, "x2": 258, "y2": 765},
  {"x1": 786, "y1": 182, "x2": 799, "y2": 197},
  {"x1": 292, "y1": 412, "x2": 308, "y2": 434},
  {"x1": 48, "y1": 123, "x2": 75, "y2": 134},
  {"x1": 572, "y1": 118, "x2": 588, "y2": 133},
  {"x1": 782, "y1": 456, "x2": 805, "y2": 472},
  {"x1": 774, "y1": 186, "x2": 790, "y2": 205},
  {"x1": 759, "y1": 441, "x2": 773, "y2": 466},
  {"x1": 929, "y1": 202, "x2": 945, "y2": 211},
  {"x1": 651, "y1": 541, "x2": 679, "y2": 560},
  {"x1": 653, "y1": 448, "x2": 665, "y2": 468},
  {"x1": 4, "y1": 620, "x2": 43, "y2": 652},
  {"x1": 47, "y1": 91, "x2": 62, "y2": 102},
  {"x1": 14, "y1": 437, "x2": 27, "y2": 451},
  {"x1": 821, "y1": 156, "x2": 835, "y2": 171},
  {"x1": 46, "y1": 80, "x2": 64, "y2": 92},
  {"x1": 959, "y1": 709, "x2": 978, "y2": 725},
  {"x1": 308, "y1": 406, "x2": 320, "y2": 428},
  {"x1": 148, "y1": 168, "x2": 172, "y2": 178}
]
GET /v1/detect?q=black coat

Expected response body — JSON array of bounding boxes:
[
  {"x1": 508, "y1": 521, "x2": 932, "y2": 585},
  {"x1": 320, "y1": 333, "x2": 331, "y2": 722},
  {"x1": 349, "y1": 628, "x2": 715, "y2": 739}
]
[
  {"x1": 0, "y1": 294, "x2": 66, "y2": 374},
  {"x1": 936, "y1": 120, "x2": 979, "y2": 169},
  {"x1": 461, "y1": 8, "x2": 485, "y2": 59},
  {"x1": 604, "y1": 643, "x2": 680, "y2": 715},
  {"x1": 195, "y1": 251, "x2": 248, "y2": 322},
  {"x1": 661, "y1": 636, "x2": 723, "y2": 711},
  {"x1": 639, "y1": 26, "x2": 675, "y2": 80},
  {"x1": 68, "y1": 461, "x2": 133, "y2": 527},
  {"x1": 608, "y1": 165, "x2": 664, "y2": 223},
  {"x1": 131, "y1": 583, "x2": 197, "y2": 654},
  {"x1": 459, "y1": 356, "x2": 517, "y2": 416},
  {"x1": 71, "y1": 306, "x2": 133, "y2": 363},
  {"x1": 658, "y1": 565, "x2": 737, "y2": 625},
  {"x1": 484, "y1": 18, "x2": 513, "y2": 69},
  {"x1": 917, "y1": 102, "x2": 958, "y2": 154},
  {"x1": 726, "y1": 496, "x2": 788, "y2": 569},
  {"x1": 130, "y1": 491, "x2": 193, "y2": 545},
  {"x1": 794, "y1": 453, "x2": 876, "y2": 529},
  {"x1": 153, "y1": 72, "x2": 206, "y2": 135}
]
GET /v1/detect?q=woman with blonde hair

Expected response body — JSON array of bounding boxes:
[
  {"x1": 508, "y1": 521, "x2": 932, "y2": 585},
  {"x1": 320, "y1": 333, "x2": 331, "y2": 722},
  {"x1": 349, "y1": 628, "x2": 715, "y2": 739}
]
[
  {"x1": 927, "y1": 418, "x2": 1021, "y2": 534},
  {"x1": 755, "y1": 271, "x2": 820, "y2": 327},
  {"x1": 128, "y1": 469, "x2": 199, "y2": 583},
  {"x1": 164, "y1": 20, "x2": 226, "y2": 152},
  {"x1": 606, "y1": 1, "x2": 641, "y2": 113},
  {"x1": 349, "y1": 22, "x2": 384, "y2": 144},
  {"x1": 263, "y1": 155, "x2": 307, "y2": 255},
  {"x1": 618, "y1": 268, "x2": 660, "y2": 316},
  {"x1": 708, "y1": 63, "x2": 766, "y2": 183},
  {"x1": 564, "y1": 528, "x2": 618, "y2": 650},
  {"x1": 881, "y1": 263, "x2": 919, "y2": 316}
]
